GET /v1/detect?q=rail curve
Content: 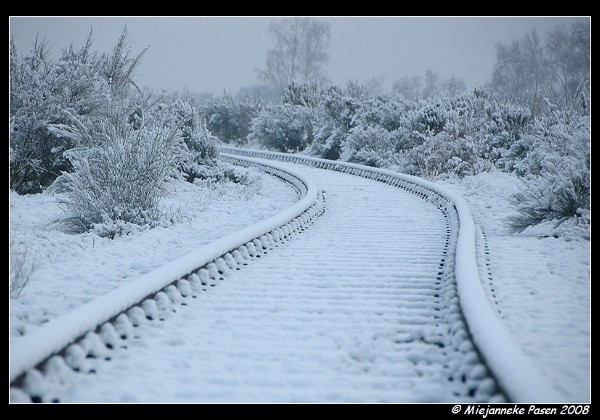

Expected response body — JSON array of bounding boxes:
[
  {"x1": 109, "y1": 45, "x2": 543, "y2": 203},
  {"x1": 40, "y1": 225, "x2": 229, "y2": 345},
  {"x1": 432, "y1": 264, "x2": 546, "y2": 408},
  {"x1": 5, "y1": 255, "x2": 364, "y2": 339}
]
[
  {"x1": 220, "y1": 146, "x2": 560, "y2": 403},
  {"x1": 10, "y1": 148, "x2": 559, "y2": 402},
  {"x1": 9, "y1": 155, "x2": 325, "y2": 400}
]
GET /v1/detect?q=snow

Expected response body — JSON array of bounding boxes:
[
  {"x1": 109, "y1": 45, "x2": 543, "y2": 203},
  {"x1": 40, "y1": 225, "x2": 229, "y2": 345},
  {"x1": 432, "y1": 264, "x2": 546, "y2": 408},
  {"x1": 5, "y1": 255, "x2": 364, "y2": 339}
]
[
  {"x1": 35, "y1": 163, "x2": 490, "y2": 402},
  {"x1": 10, "y1": 153, "x2": 589, "y2": 403},
  {"x1": 9, "y1": 166, "x2": 298, "y2": 343},
  {"x1": 222, "y1": 147, "x2": 565, "y2": 402},
  {"x1": 10, "y1": 156, "x2": 322, "y2": 384},
  {"x1": 439, "y1": 171, "x2": 590, "y2": 402}
]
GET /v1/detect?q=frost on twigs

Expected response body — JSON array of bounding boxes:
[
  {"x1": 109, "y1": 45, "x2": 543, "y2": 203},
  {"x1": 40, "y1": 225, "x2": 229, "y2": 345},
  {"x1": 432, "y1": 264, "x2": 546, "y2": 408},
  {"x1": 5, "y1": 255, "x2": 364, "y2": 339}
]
[
  {"x1": 55, "y1": 106, "x2": 183, "y2": 238},
  {"x1": 507, "y1": 114, "x2": 590, "y2": 239},
  {"x1": 9, "y1": 29, "x2": 146, "y2": 195}
]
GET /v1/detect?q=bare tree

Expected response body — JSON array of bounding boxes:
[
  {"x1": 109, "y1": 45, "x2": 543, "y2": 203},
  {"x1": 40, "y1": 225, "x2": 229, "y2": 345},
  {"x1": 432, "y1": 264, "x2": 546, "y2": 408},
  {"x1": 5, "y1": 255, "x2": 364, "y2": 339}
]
[
  {"x1": 490, "y1": 22, "x2": 590, "y2": 114},
  {"x1": 422, "y1": 69, "x2": 441, "y2": 99},
  {"x1": 258, "y1": 17, "x2": 330, "y2": 90},
  {"x1": 392, "y1": 76, "x2": 423, "y2": 100},
  {"x1": 546, "y1": 21, "x2": 590, "y2": 110},
  {"x1": 490, "y1": 30, "x2": 551, "y2": 115},
  {"x1": 443, "y1": 76, "x2": 467, "y2": 96},
  {"x1": 393, "y1": 70, "x2": 466, "y2": 100}
]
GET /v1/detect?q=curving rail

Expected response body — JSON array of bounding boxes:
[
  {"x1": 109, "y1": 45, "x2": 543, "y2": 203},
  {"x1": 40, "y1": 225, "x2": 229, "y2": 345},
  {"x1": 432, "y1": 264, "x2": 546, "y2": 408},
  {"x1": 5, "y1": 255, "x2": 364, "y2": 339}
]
[
  {"x1": 10, "y1": 147, "x2": 560, "y2": 403},
  {"x1": 9, "y1": 155, "x2": 325, "y2": 400},
  {"x1": 220, "y1": 146, "x2": 561, "y2": 403}
]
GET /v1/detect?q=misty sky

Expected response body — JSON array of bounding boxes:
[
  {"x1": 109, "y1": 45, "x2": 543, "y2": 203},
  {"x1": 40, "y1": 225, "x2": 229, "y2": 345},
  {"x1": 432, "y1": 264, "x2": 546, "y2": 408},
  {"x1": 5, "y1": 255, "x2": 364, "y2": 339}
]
[{"x1": 10, "y1": 16, "x2": 587, "y2": 95}]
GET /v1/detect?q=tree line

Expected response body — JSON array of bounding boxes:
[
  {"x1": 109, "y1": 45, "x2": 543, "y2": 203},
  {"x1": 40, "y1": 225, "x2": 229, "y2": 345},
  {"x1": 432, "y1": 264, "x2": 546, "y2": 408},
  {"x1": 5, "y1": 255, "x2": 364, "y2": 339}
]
[{"x1": 9, "y1": 19, "x2": 590, "y2": 239}]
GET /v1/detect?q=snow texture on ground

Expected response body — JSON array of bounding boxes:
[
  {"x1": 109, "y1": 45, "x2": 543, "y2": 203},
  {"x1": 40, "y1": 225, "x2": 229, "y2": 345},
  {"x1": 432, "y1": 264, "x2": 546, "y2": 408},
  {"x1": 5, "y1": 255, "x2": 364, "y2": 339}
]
[
  {"x1": 439, "y1": 172, "x2": 590, "y2": 402},
  {"x1": 39, "y1": 164, "x2": 490, "y2": 403},
  {"x1": 9, "y1": 169, "x2": 297, "y2": 343},
  {"x1": 9, "y1": 164, "x2": 589, "y2": 403}
]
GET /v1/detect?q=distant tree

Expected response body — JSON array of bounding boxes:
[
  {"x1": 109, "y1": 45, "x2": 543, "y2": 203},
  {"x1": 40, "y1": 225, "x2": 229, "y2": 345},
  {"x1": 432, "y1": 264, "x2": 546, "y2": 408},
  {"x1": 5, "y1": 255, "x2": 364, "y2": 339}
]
[
  {"x1": 422, "y1": 70, "x2": 441, "y2": 99},
  {"x1": 393, "y1": 70, "x2": 466, "y2": 100},
  {"x1": 490, "y1": 30, "x2": 551, "y2": 116},
  {"x1": 546, "y1": 21, "x2": 590, "y2": 111},
  {"x1": 443, "y1": 76, "x2": 467, "y2": 96},
  {"x1": 490, "y1": 22, "x2": 590, "y2": 115},
  {"x1": 257, "y1": 17, "x2": 330, "y2": 91},
  {"x1": 392, "y1": 76, "x2": 422, "y2": 100}
]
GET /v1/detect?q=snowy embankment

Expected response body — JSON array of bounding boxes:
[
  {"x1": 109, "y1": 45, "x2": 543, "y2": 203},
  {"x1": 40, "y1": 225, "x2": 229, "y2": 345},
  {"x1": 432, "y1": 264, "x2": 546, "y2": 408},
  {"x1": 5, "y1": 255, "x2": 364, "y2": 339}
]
[
  {"x1": 10, "y1": 155, "x2": 323, "y2": 387},
  {"x1": 23, "y1": 159, "x2": 487, "y2": 402},
  {"x1": 9, "y1": 164, "x2": 297, "y2": 342},
  {"x1": 439, "y1": 172, "x2": 590, "y2": 402}
]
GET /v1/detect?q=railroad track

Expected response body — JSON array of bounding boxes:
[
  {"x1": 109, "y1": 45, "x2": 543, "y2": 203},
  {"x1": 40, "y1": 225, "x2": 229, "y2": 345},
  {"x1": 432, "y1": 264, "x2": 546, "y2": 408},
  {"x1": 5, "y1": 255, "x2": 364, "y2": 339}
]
[{"x1": 9, "y1": 148, "x2": 557, "y2": 403}]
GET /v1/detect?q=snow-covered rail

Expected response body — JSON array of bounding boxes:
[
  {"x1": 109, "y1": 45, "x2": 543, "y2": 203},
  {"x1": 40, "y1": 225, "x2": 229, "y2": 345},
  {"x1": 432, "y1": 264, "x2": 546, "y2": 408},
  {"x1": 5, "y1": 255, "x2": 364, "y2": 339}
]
[
  {"x1": 220, "y1": 147, "x2": 560, "y2": 403},
  {"x1": 11, "y1": 148, "x2": 559, "y2": 403},
  {"x1": 9, "y1": 155, "x2": 325, "y2": 397}
]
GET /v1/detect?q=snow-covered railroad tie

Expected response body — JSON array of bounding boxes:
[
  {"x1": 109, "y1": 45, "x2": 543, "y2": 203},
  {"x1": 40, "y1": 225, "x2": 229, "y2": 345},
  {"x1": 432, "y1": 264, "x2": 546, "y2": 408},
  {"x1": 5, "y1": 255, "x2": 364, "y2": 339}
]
[{"x1": 9, "y1": 156, "x2": 324, "y2": 403}]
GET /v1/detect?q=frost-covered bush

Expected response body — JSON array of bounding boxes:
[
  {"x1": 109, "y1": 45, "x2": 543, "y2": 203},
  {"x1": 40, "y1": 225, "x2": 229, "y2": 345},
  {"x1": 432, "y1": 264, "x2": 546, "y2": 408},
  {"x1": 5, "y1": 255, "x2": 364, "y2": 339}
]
[
  {"x1": 323, "y1": 89, "x2": 529, "y2": 178},
  {"x1": 97, "y1": 28, "x2": 148, "y2": 97},
  {"x1": 202, "y1": 93, "x2": 263, "y2": 145},
  {"x1": 57, "y1": 108, "x2": 183, "y2": 237},
  {"x1": 167, "y1": 99, "x2": 220, "y2": 181},
  {"x1": 507, "y1": 113, "x2": 590, "y2": 237},
  {"x1": 341, "y1": 126, "x2": 406, "y2": 168},
  {"x1": 246, "y1": 82, "x2": 323, "y2": 152},
  {"x1": 508, "y1": 167, "x2": 590, "y2": 237},
  {"x1": 501, "y1": 111, "x2": 588, "y2": 177},
  {"x1": 310, "y1": 85, "x2": 364, "y2": 160},
  {"x1": 10, "y1": 38, "x2": 107, "y2": 193},
  {"x1": 9, "y1": 30, "x2": 146, "y2": 194},
  {"x1": 247, "y1": 103, "x2": 316, "y2": 152},
  {"x1": 339, "y1": 95, "x2": 411, "y2": 167},
  {"x1": 397, "y1": 91, "x2": 530, "y2": 178},
  {"x1": 199, "y1": 164, "x2": 264, "y2": 201},
  {"x1": 281, "y1": 81, "x2": 322, "y2": 107}
]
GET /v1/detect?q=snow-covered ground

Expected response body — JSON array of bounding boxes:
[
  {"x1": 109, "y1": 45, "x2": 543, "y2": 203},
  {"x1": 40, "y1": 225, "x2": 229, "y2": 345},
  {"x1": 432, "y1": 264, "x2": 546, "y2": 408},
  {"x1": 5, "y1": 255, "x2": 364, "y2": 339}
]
[
  {"x1": 9, "y1": 168, "x2": 298, "y2": 342},
  {"x1": 439, "y1": 172, "x2": 590, "y2": 402},
  {"x1": 27, "y1": 162, "x2": 494, "y2": 403},
  {"x1": 9, "y1": 163, "x2": 589, "y2": 403}
]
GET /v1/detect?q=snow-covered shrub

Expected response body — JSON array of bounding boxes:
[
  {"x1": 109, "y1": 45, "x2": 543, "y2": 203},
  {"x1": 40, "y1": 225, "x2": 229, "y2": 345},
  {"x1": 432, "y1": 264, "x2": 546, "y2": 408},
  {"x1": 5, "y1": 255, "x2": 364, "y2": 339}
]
[
  {"x1": 341, "y1": 126, "x2": 407, "y2": 168},
  {"x1": 508, "y1": 166, "x2": 590, "y2": 237},
  {"x1": 281, "y1": 81, "x2": 322, "y2": 107},
  {"x1": 10, "y1": 38, "x2": 106, "y2": 194},
  {"x1": 204, "y1": 165, "x2": 264, "y2": 201},
  {"x1": 58, "y1": 108, "x2": 183, "y2": 237},
  {"x1": 97, "y1": 27, "x2": 148, "y2": 97},
  {"x1": 246, "y1": 81, "x2": 325, "y2": 152},
  {"x1": 396, "y1": 91, "x2": 530, "y2": 178},
  {"x1": 202, "y1": 93, "x2": 263, "y2": 145},
  {"x1": 309, "y1": 86, "x2": 363, "y2": 159},
  {"x1": 9, "y1": 30, "x2": 145, "y2": 194},
  {"x1": 167, "y1": 99, "x2": 220, "y2": 181},
  {"x1": 247, "y1": 103, "x2": 316, "y2": 152},
  {"x1": 507, "y1": 113, "x2": 590, "y2": 237},
  {"x1": 502, "y1": 111, "x2": 588, "y2": 177},
  {"x1": 339, "y1": 95, "x2": 412, "y2": 168}
]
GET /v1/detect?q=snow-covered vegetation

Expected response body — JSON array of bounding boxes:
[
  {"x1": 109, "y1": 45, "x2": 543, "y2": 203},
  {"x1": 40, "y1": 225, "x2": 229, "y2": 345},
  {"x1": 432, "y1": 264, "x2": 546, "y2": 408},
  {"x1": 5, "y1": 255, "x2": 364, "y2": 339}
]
[
  {"x1": 9, "y1": 29, "x2": 228, "y2": 238},
  {"x1": 9, "y1": 18, "x2": 589, "y2": 402},
  {"x1": 239, "y1": 84, "x2": 589, "y2": 237},
  {"x1": 9, "y1": 29, "x2": 258, "y2": 295},
  {"x1": 210, "y1": 22, "x2": 590, "y2": 239}
]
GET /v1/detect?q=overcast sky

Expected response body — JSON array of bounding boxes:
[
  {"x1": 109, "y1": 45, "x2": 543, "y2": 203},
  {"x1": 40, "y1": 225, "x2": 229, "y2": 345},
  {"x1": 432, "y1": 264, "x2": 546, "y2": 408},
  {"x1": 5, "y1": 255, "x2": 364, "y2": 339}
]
[{"x1": 10, "y1": 16, "x2": 587, "y2": 95}]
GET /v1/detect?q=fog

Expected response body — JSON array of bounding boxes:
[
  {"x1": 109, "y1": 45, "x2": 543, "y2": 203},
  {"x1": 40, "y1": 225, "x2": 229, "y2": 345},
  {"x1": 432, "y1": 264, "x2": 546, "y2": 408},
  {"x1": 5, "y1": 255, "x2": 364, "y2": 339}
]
[{"x1": 10, "y1": 16, "x2": 586, "y2": 94}]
